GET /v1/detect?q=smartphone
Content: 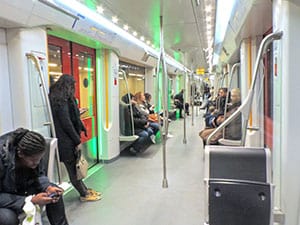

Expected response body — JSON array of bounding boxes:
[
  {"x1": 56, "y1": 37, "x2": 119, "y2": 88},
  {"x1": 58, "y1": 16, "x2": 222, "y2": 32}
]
[{"x1": 48, "y1": 192, "x2": 59, "y2": 198}]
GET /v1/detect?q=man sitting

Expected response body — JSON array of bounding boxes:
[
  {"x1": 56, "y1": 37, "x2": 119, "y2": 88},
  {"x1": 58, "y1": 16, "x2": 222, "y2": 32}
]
[{"x1": 199, "y1": 88, "x2": 242, "y2": 145}]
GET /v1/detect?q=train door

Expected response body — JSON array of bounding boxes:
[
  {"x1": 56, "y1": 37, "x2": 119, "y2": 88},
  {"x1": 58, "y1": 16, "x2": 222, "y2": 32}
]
[{"x1": 47, "y1": 36, "x2": 99, "y2": 168}]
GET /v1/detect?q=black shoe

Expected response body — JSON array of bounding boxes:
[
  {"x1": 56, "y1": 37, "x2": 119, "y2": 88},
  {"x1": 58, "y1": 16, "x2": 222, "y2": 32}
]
[{"x1": 129, "y1": 147, "x2": 137, "y2": 155}]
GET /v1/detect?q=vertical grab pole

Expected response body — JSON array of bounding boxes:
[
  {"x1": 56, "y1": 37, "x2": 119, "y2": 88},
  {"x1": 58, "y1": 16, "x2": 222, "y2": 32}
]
[
  {"x1": 159, "y1": 2, "x2": 168, "y2": 188},
  {"x1": 183, "y1": 71, "x2": 187, "y2": 144},
  {"x1": 119, "y1": 69, "x2": 135, "y2": 135},
  {"x1": 191, "y1": 73, "x2": 195, "y2": 126}
]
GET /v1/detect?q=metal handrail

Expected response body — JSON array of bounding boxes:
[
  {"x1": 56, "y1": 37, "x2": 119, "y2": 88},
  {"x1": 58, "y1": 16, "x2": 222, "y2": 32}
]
[
  {"x1": 26, "y1": 53, "x2": 62, "y2": 183},
  {"x1": 119, "y1": 69, "x2": 135, "y2": 136},
  {"x1": 220, "y1": 71, "x2": 229, "y2": 87},
  {"x1": 222, "y1": 62, "x2": 240, "y2": 138},
  {"x1": 207, "y1": 31, "x2": 283, "y2": 145}
]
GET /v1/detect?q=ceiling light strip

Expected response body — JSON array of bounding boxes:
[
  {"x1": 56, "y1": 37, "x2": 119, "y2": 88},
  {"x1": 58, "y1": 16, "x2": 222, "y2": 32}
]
[{"x1": 51, "y1": 0, "x2": 188, "y2": 72}]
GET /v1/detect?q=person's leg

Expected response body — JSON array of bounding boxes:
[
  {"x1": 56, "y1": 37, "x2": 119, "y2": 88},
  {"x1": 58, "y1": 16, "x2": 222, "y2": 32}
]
[
  {"x1": 132, "y1": 130, "x2": 149, "y2": 151},
  {"x1": 149, "y1": 122, "x2": 159, "y2": 135},
  {"x1": 185, "y1": 103, "x2": 190, "y2": 115},
  {"x1": 63, "y1": 160, "x2": 101, "y2": 201},
  {"x1": 46, "y1": 197, "x2": 69, "y2": 225},
  {"x1": 0, "y1": 208, "x2": 19, "y2": 225},
  {"x1": 63, "y1": 160, "x2": 88, "y2": 197}
]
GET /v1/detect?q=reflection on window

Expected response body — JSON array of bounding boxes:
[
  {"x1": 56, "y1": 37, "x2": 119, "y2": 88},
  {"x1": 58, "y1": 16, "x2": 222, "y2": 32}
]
[
  {"x1": 48, "y1": 45, "x2": 63, "y2": 85},
  {"x1": 76, "y1": 52, "x2": 95, "y2": 119}
]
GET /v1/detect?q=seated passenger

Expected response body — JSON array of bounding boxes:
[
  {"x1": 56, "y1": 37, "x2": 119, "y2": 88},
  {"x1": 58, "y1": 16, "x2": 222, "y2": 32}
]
[
  {"x1": 204, "y1": 87, "x2": 227, "y2": 116},
  {"x1": 0, "y1": 128, "x2": 69, "y2": 225},
  {"x1": 144, "y1": 92, "x2": 155, "y2": 114},
  {"x1": 134, "y1": 92, "x2": 160, "y2": 135},
  {"x1": 122, "y1": 94, "x2": 156, "y2": 154},
  {"x1": 199, "y1": 88, "x2": 242, "y2": 145},
  {"x1": 204, "y1": 87, "x2": 228, "y2": 127}
]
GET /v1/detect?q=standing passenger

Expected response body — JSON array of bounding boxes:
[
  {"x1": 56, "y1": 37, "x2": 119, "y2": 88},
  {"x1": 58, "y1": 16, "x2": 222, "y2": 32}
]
[
  {"x1": 0, "y1": 128, "x2": 69, "y2": 225},
  {"x1": 49, "y1": 74, "x2": 100, "y2": 202},
  {"x1": 174, "y1": 89, "x2": 190, "y2": 117}
]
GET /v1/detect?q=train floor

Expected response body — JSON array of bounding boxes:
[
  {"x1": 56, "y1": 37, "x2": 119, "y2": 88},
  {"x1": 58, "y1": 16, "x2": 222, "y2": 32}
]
[{"x1": 45, "y1": 109, "x2": 206, "y2": 225}]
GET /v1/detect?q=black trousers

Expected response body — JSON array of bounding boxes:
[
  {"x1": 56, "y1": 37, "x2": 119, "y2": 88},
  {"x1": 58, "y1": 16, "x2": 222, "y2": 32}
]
[
  {"x1": 63, "y1": 159, "x2": 88, "y2": 197},
  {"x1": 0, "y1": 192, "x2": 68, "y2": 225}
]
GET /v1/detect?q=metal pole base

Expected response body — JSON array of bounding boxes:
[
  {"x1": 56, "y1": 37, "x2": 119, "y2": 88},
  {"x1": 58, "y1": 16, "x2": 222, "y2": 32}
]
[
  {"x1": 183, "y1": 138, "x2": 187, "y2": 144},
  {"x1": 162, "y1": 178, "x2": 168, "y2": 188}
]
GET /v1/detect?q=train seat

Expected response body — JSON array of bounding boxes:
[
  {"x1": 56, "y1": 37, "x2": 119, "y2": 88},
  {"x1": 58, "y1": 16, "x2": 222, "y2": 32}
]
[
  {"x1": 204, "y1": 146, "x2": 273, "y2": 225},
  {"x1": 119, "y1": 102, "x2": 139, "y2": 151},
  {"x1": 218, "y1": 138, "x2": 242, "y2": 146}
]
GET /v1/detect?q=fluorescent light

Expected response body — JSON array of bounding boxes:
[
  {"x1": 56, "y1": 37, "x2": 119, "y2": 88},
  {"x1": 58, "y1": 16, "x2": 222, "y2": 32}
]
[
  {"x1": 112, "y1": 16, "x2": 118, "y2": 23},
  {"x1": 128, "y1": 73, "x2": 144, "y2": 77},
  {"x1": 123, "y1": 24, "x2": 129, "y2": 30},
  {"x1": 215, "y1": 0, "x2": 236, "y2": 45},
  {"x1": 48, "y1": 63, "x2": 58, "y2": 67},
  {"x1": 84, "y1": 67, "x2": 94, "y2": 71},
  {"x1": 96, "y1": 6, "x2": 104, "y2": 14},
  {"x1": 49, "y1": 71, "x2": 63, "y2": 75},
  {"x1": 53, "y1": 0, "x2": 189, "y2": 72}
]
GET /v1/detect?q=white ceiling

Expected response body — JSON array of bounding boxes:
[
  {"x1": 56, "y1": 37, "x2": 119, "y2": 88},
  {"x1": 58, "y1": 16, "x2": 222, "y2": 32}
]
[{"x1": 95, "y1": 0, "x2": 215, "y2": 71}]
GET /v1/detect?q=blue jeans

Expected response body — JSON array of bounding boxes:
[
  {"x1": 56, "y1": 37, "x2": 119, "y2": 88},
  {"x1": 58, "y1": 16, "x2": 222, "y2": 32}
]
[
  {"x1": 149, "y1": 122, "x2": 159, "y2": 134},
  {"x1": 133, "y1": 129, "x2": 153, "y2": 152}
]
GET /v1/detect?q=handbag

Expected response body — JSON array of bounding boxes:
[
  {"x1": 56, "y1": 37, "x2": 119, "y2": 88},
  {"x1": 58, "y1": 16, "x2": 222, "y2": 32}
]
[
  {"x1": 76, "y1": 150, "x2": 89, "y2": 180},
  {"x1": 148, "y1": 113, "x2": 158, "y2": 122}
]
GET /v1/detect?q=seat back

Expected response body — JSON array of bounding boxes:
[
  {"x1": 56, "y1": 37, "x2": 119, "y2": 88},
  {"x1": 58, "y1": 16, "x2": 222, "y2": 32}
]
[
  {"x1": 204, "y1": 146, "x2": 272, "y2": 225},
  {"x1": 209, "y1": 180, "x2": 271, "y2": 225},
  {"x1": 205, "y1": 145, "x2": 271, "y2": 183},
  {"x1": 119, "y1": 102, "x2": 133, "y2": 136}
]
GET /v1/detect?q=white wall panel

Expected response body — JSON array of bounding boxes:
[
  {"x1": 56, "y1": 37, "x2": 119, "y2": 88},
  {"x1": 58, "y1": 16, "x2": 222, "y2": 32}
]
[{"x1": 0, "y1": 29, "x2": 13, "y2": 134}]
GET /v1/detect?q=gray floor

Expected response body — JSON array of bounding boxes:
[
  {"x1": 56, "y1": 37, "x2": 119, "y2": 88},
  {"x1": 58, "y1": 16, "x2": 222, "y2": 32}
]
[{"x1": 49, "y1": 111, "x2": 206, "y2": 225}]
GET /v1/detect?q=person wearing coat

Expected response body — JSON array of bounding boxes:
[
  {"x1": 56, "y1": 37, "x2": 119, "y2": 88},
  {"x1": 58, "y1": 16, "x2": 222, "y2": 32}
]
[
  {"x1": 0, "y1": 128, "x2": 68, "y2": 225},
  {"x1": 121, "y1": 93, "x2": 155, "y2": 154},
  {"x1": 49, "y1": 74, "x2": 100, "y2": 202},
  {"x1": 199, "y1": 88, "x2": 242, "y2": 145}
]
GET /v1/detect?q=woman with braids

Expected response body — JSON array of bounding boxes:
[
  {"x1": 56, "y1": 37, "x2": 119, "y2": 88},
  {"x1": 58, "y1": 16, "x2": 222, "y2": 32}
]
[
  {"x1": 0, "y1": 128, "x2": 69, "y2": 225},
  {"x1": 49, "y1": 74, "x2": 100, "y2": 202}
]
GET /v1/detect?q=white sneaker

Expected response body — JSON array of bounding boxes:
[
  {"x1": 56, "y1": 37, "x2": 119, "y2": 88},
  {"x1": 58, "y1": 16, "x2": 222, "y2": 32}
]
[{"x1": 150, "y1": 135, "x2": 156, "y2": 144}]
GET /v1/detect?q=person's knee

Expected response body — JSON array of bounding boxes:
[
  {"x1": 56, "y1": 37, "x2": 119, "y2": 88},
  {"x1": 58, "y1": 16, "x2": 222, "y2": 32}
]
[{"x1": 0, "y1": 208, "x2": 19, "y2": 225}]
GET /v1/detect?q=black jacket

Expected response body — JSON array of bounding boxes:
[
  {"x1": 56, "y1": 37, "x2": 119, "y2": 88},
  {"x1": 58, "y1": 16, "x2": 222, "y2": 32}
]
[
  {"x1": 51, "y1": 98, "x2": 85, "y2": 162},
  {"x1": 132, "y1": 104, "x2": 148, "y2": 135},
  {"x1": 0, "y1": 131, "x2": 50, "y2": 213}
]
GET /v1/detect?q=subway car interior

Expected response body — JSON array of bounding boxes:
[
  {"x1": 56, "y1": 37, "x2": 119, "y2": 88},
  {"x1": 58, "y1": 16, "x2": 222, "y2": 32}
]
[{"x1": 0, "y1": 0, "x2": 300, "y2": 224}]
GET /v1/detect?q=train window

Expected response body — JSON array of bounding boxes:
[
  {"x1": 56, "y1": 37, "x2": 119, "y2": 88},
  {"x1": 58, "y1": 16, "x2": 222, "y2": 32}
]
[
  {"x1": 48, "y1": 45, "x2": 63, "y2": 85},
  {"x1": 119, "y1": 61, "x2": 145, "y2": 98}
]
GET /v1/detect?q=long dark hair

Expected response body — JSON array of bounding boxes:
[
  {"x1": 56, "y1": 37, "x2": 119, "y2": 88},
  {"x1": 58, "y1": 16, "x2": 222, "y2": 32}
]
[{"x1": 49, "y1": 74, "x2": 76, "y2": 107}]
